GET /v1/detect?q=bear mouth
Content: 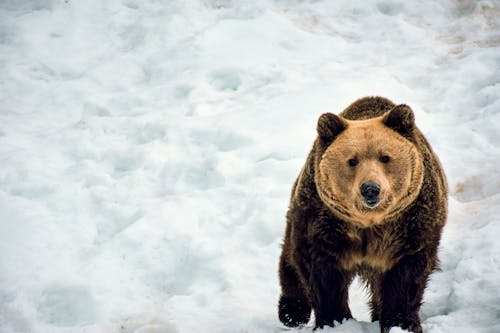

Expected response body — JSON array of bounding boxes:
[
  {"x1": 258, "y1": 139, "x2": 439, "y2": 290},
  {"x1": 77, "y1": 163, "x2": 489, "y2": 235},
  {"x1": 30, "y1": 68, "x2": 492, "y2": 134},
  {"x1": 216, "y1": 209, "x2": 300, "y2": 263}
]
[{"x1": 363, "y1": 198, "x2": 380, "y2": 209}]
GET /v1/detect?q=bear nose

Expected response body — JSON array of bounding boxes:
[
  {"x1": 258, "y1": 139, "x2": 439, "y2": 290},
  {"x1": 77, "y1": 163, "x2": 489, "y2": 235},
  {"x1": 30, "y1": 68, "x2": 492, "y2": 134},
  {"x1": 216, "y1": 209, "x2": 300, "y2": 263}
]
[{"x1": 360, "y1": 181, "x2": 381, "y2": 205}]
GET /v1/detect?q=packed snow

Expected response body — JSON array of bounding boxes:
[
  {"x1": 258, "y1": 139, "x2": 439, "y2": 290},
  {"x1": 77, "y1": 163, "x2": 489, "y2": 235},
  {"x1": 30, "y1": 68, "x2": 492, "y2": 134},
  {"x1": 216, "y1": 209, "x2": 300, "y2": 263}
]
[{"x1": 1, "y1": 0, "x2": 499, "y2": 332}]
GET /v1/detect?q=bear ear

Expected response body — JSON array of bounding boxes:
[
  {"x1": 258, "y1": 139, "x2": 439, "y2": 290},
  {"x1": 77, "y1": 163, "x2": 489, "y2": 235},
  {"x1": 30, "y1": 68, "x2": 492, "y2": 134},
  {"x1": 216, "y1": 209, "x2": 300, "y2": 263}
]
[
  {"x1": 382, "y1": 104, "x2": 415, "y2": 135},
  {"x1": 317, "y1": 113, "x2": 347, "y2": 142}
]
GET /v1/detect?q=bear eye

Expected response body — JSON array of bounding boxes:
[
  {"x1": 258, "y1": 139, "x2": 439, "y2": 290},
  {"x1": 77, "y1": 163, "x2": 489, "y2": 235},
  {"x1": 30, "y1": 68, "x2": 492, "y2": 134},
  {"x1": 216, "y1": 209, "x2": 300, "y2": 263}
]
[
  {"x1": 348, "y1": 158, "x2": 359, "y2": 167},
  {"x1": 379, "y1": 155, "x2": 391, "y2": 164}
]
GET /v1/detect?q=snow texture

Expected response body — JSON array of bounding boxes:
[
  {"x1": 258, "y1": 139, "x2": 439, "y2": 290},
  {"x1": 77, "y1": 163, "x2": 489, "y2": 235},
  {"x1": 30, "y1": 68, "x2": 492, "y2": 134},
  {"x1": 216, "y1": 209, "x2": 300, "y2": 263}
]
[{"x1": 1, "y1": 0, "x2": 499, "y2": 332}]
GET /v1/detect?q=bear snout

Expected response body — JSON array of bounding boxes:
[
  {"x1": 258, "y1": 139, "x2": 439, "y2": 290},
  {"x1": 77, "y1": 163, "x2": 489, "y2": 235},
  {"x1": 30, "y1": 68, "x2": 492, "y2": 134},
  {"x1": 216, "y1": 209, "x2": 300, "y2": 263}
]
[{"x1": 360, "y1": 181, "x2": 381, "y2": 207}]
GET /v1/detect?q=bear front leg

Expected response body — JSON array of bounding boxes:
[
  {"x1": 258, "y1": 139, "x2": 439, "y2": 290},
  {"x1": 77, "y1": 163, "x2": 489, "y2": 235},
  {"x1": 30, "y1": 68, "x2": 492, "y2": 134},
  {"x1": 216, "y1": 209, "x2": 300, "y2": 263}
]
[
  {"x1": 310, "y1": 261, "x2": 353, "y2": 329},
  {"x1": 278, "y1": 252, "x2": 311, "y2": 327},
  {"x1": 378, "y1": 253, "x2": 433, "y2": 333}
]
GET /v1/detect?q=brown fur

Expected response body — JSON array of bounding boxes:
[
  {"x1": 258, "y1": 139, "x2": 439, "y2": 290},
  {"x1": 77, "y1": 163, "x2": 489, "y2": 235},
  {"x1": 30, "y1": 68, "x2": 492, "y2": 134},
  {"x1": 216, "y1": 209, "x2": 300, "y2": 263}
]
[{"x1": 278, "y1": 97, "x2": 448, "y2": 333}]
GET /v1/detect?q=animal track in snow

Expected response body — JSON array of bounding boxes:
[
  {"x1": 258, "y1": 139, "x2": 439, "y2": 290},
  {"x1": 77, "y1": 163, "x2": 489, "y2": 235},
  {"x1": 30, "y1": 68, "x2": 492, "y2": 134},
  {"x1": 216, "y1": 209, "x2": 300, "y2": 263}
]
[
  {"x1": 209, "y1": 68, "x2": 242, "y2": 92},
  {"x1": 37, "y1": 286, "x2": 97, "y2": 326},
  {"x1": 189, "y1": 127, "x2": 252, "y2": 152}
]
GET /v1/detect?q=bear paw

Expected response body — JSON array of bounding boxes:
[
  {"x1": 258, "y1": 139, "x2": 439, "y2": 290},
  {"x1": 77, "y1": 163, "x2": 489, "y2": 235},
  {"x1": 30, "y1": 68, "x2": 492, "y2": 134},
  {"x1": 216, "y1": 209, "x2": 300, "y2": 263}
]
[
  {"x1": 278, "y1": 296, "x2": 311, "y2": 327},
  {"x1": 380, "y1": 315, "x2": 422, "y2": 333}
]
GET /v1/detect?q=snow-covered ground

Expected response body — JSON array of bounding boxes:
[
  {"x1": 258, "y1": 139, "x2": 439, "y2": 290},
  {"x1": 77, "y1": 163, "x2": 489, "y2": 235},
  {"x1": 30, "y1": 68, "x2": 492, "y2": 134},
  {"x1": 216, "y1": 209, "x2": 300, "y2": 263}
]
[{"x1": 1, "y1": 0, "x2": 499, "y2": 332}]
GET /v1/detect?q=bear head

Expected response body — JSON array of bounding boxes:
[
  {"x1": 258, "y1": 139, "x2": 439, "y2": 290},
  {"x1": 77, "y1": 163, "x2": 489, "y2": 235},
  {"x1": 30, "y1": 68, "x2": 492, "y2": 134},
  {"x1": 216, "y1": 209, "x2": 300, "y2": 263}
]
[{"x1": 314, "y1": 105, "x2": 424, "y2": 227}]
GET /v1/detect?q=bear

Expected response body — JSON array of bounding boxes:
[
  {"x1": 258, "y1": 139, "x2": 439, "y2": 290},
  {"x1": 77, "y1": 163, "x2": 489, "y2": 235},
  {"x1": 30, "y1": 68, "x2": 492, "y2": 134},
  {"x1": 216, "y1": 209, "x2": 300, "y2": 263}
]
[{"x1": 277, "y1": 96, "x2": 448, "y2": 333}]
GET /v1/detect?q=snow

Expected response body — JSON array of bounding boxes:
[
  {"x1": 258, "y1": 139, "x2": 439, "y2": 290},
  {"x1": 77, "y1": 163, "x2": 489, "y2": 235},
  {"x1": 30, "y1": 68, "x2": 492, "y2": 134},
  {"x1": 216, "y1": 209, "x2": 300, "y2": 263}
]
[{"x1": 0, "y1": 0, "x2": 499, "y2": 332}]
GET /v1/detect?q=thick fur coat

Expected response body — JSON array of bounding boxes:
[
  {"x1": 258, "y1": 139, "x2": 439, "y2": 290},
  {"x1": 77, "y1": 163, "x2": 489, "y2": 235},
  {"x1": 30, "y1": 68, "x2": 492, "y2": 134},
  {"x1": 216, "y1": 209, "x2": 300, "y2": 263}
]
[{"x1": 278, "y1": 97, "x2": 448, "y2": 333}]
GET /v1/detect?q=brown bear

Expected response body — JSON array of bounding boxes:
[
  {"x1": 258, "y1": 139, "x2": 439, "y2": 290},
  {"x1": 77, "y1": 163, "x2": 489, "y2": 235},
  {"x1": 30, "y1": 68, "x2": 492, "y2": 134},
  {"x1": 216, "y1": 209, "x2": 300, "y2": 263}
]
[{"x1": 278, "y1": 96, "x2": 448, "y2": 333}]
